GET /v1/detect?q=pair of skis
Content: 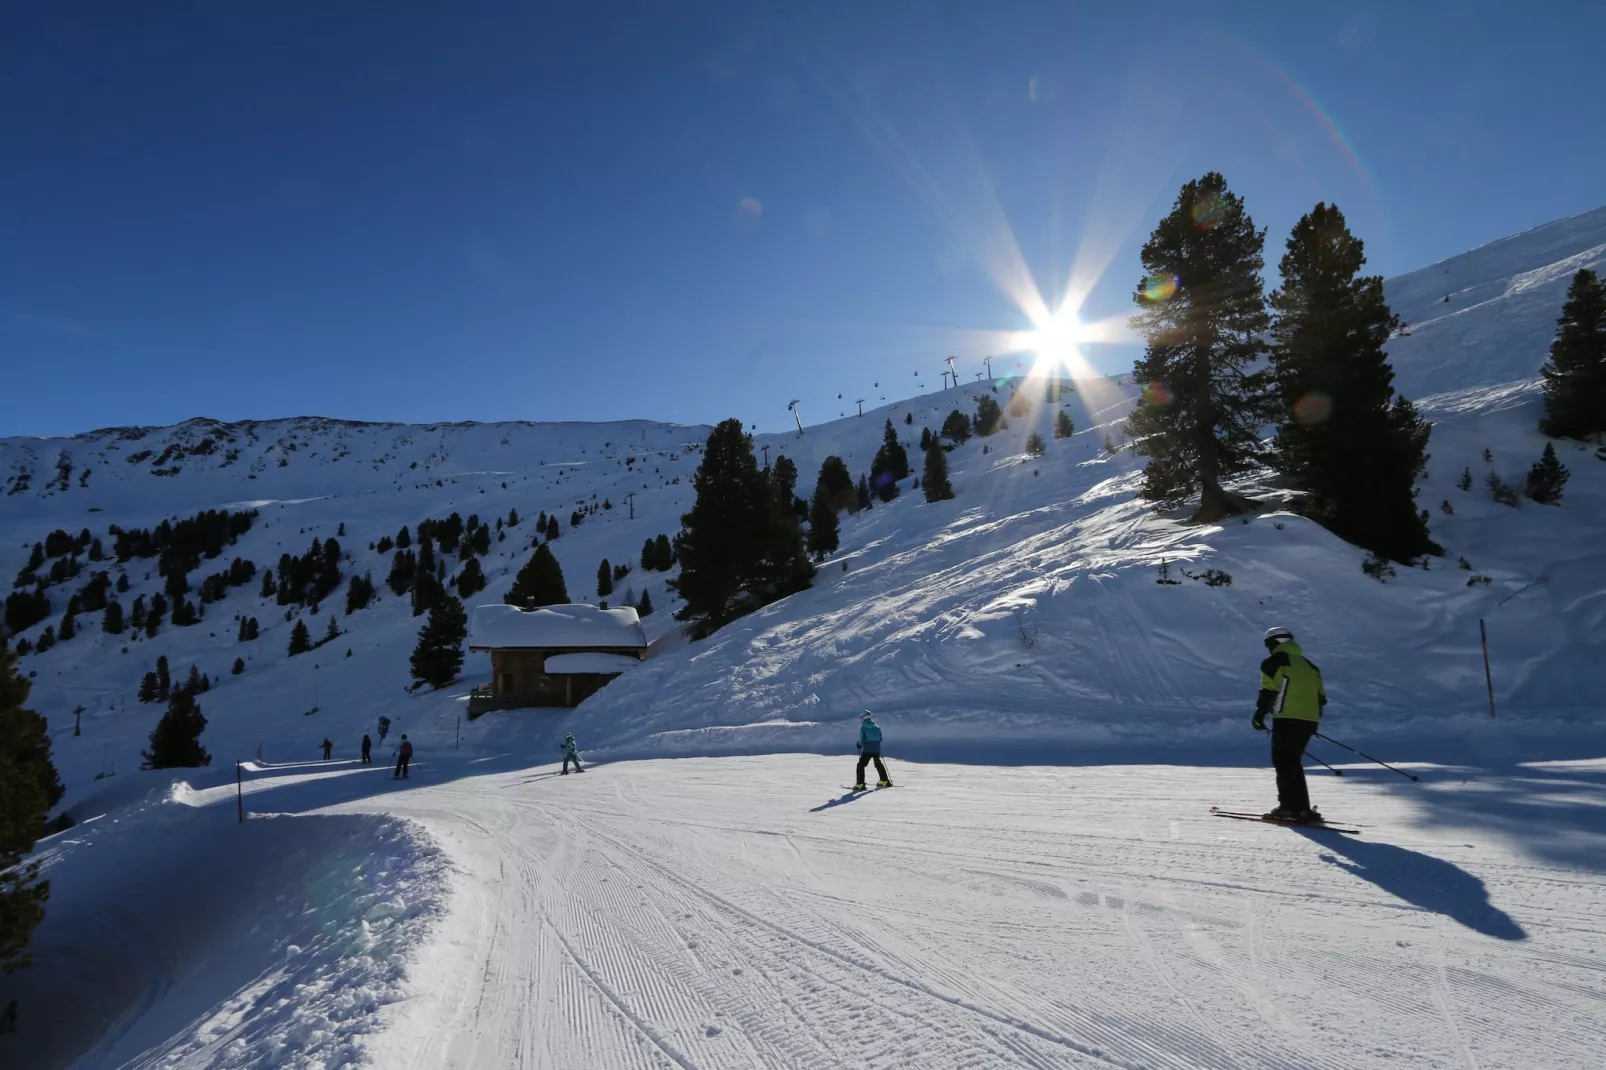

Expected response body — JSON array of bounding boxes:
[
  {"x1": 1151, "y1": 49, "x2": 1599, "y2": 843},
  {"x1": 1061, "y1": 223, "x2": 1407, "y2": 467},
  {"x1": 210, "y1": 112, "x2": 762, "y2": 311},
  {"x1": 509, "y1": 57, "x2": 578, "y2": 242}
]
[{"x1": 1210, "y1": 806, "x2": 1361, "y2": 834}]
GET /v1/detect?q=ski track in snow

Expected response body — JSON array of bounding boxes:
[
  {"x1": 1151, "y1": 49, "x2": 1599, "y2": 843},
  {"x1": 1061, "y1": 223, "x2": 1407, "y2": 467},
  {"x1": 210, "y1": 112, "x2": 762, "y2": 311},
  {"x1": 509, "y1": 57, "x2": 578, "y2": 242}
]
[{"x1": 316, "y1": 754, "x2": 1606, "y2": 1070}]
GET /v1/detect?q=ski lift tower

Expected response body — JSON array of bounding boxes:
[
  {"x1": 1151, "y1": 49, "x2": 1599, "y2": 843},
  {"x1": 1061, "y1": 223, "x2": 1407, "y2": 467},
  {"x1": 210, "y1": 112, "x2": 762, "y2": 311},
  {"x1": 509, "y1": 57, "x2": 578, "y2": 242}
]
[
  {"x1": 982, "y1": 355, "x2": 994, "y2": 380},
  {"x1": 945, "y1": 355, "x2": 957, "y2": 389},
  {"x1": 788, "y1": 399, "x2": 804, "y2": 437},
  {"x1": 855, "y1": 398, "x2": 865, "y2": 417}
]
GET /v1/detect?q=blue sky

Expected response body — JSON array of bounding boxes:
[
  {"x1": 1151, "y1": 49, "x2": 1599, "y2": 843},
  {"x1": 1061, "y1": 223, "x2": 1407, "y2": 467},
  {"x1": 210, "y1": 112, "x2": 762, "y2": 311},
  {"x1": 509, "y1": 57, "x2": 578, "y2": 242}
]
[{"x1": 3, "y1": 2, "x2": 1603, "y2": 437}]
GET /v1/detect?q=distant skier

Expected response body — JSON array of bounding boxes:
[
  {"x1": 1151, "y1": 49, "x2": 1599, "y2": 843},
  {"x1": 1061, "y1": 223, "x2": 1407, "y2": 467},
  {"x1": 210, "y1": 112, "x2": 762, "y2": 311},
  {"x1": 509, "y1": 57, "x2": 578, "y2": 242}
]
[
  {"x1": 321, "y1": 738, "x2": 333, "y2": 761},
  {"x1": 377, "y1": 716, "x2": 391, "y2": 743},
  {"x1": 853, "y1": 711, "x2": 892, "y2": 790},
  {"x1": 360, "y1": 733, "x2": 372, "y2": 764},
  {"x1": 1254, "y1": 626, "x2": 1326, "y2": 821},
  {"x1": 394, "y1": 735, "x2": 413, "y2": 779},
  {"x1": 560, "y1": 733, "x2": 585, "y2": 775}
]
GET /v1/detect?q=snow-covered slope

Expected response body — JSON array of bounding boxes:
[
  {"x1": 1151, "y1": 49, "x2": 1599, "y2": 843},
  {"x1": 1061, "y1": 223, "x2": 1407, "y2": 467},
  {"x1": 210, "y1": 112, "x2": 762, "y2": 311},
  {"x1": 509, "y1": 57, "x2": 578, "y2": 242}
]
[
  {"x1": 5, "y1": 206, "x2": 1606, "y2": 1069},
  {"x1": 1385, "y1": 204, "x2": 1606, "y2": 400}
]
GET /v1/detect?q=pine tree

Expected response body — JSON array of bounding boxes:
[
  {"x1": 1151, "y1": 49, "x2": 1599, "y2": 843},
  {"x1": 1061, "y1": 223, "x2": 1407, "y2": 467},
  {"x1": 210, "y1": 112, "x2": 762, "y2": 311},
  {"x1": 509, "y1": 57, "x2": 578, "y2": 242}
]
[
  {"x1": 507, "y1": 508, "x2": 520, "y2": 526},
  {"x1": 546, "y1": 515, "x2": 560, "y2": 541},
  {"x1": 345, "y1": 571, "x2": 376, "y2": 614},
  {"x1": 807, "y1": 481, "x2": 840, "y2": 560},
  {"x1": 671, "y1": 418, "x2": 812, "y2": 634},
  {"x1": 1054, "y1": 410, "x2": 1075, "y2": 439},
  {"x1": 0, "y1": 643, "x2": 64, "y2": 973},
  {"x1": 941, "y1": 409, "x2": 971, "y2": 444},
  {"x1": 923, "y1": 440, "x2": 955, "y2": 502},
  {"x1": 396, "y1": 525, "x2": 411, "y2": 549},
  {"x1": 654, "y1": 533, "x2": 673, "y2": 570},
  {"x1": 504, "y1": 543, "x2": 569, "y2": 607},
  {"x1": 138, "y1": 672, "x2": 159, "y2": 703},
  {"x1": 919, "y1": 427, "x2": 933, "y2": 451},
  {"x1": 411, "y1": 568, "x2": 442, "y2": 617},
  {"x1": 816, "y1": 456, "x2": 855, "y2": 514},
  {"x1": 1539, "y1": 268, "x2": 1606, "y2": 438},
  {"x1": 324, "y1": 615, "x2": 341, "y2": 644},
  {"x1": 231, "y1": 657, "x2": 245, "y2": 676},
  {"x1": 1268, "y1": 202, "x2": 1433, "y2": 560},
  {"x1": 288, "y1": 619, "x2": 311, "y2": 656},
  {"x1": 156, "y1": 656, "x2": 170, "y2": 701},
  {"x1": 1124, "y1": 172, "x2": 1272, "y2": 521},
  {"x1": 116, "y1": 572, "x2": 129, "y2": 593},
  {"x1": 973, "y1": 395, "x2": 1003, "y2": 437},
  {"x1": 856, "y1": 473, "x2": 873, "y2": 511},
  {"x1": 455, "y1": 558, "x2": 486, "y2": 599},
  {"x1": 1025, "y1": 432, "x2": 1047, "y2": 458},
  {"x1": 869, "y1": 420, "x2": 908, "y2": 501},
  {"x1": 57, "y1": 611, "x2": 76, "y2": 641},
  {"x1": 596, "y1": 559, "x2": 613, "y2": 598},
  {"x1": 183, "y1": 664, "x2": 202, "y2": 697},
  {"x1": 410, "y1": 594, "x2": 467, "y2": 689},
  {"x1": 261, "y1": 569, "x2": 276, "y2": 599},
  {"x1": 771, "y1": 455, "x2": 799, "y2": 504},
  {"x1": 1524, "y1": 442, "x2": 1570, "y2": 504},
  {"x1": 140, "y1": 687, "x2": 209, "y2": 769},
  {"x1": 641, "y1": 538, "x2": 658, "y2": 571},
  {"x1": 636, "y1": 589, "x2": 654, "y2": 616},
  {"x1": 101, "y1": 599, "x2": 124, "y2": 635},
  {"x1": 386, "y1": 549, "x2": 416, "y2": 596}
]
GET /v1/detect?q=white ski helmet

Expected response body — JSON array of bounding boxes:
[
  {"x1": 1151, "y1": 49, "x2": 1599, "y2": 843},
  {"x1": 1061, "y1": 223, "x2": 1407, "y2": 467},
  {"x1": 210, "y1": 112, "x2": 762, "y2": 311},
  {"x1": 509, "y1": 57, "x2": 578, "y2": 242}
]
[
  {"x1": 1264, "y1": 626, "x2": 1294, "y2": 645},
  {"x1": 860, "y1": 710, "x2": 874, "y2": 722}
]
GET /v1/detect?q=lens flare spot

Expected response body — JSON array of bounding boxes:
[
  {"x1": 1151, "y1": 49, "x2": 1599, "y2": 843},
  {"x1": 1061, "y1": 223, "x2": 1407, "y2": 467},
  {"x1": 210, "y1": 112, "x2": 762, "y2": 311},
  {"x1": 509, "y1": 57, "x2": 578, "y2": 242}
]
[
  {"x1": 1143, "y1": 274, "x2": 1178, "y2": 302},
  {"x1": 1293, "y1": 392, "x2": 1333, "y2": 425},
  {"x1": 1191, "y1": 193, "x2": 1225, "y2": 229},
  {"x1": 1142, "y1": 380, "x2": 1172, "y2": 408}
]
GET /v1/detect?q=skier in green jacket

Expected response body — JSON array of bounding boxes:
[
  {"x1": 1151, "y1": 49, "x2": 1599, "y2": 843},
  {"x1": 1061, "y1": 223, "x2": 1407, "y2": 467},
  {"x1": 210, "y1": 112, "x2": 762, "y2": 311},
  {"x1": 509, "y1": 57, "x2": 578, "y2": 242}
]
[
  {"x1": 1254, "y1": 626, "x2": 1326, "y2": 822},
  {"x1": 560, "y1": 732, "x2": 585, "y2": 775}
]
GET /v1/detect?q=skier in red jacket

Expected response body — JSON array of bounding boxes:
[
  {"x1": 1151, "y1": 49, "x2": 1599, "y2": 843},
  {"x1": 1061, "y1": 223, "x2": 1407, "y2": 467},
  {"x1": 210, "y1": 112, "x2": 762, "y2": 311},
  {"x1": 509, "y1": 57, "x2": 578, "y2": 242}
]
[{"x1": 394, "y1": 735, "x2": 413, "y2": 779}]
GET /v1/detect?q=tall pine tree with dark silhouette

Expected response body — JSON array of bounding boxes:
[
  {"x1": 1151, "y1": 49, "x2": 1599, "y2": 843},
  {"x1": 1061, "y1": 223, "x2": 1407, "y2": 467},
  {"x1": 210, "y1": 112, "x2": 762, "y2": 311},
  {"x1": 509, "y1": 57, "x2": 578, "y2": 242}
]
[
  {"x1": 870, "y1": 419, "x2": 909, "y2": 501},
  {"x1": 816, "y1": 456, "x2": 855, "y2": 514},
  {"x1": 410, "y1": 593, "x2": 467, "y2": 688},
  {"x1": 1124, "y1": 172, "x2": 1271, "y2": 521},
  {"x1": 505, "y1": 543, "x2": 569, "y2": 607},
  {"x1": 288, "y1": 619, "x2": 311, "y2": 656},
  {"x1": 1, "y1": 642, "x2": 64, "y2": 974},
  {"x1": 1539, "y1": 268, "x2": 1606, "y2": 438},
  {"x1": 596, "y1": 559, "x2": 613, "y2": 598},
  {"x1": 922, "y1": 441, "x2": 955, "y2": 502},
  {"x1": 1268, "y1": 202, "x2": 1433, "y2": 561},
  {"x1": 672, "y1": 418, "x2": 811, "y2": 635},
  {"x1": 806, "y1": 480, "x2": 839, "y2": 560},
  {"x1": 140, "y1": 687, "x2": 210, "y2": 769}
]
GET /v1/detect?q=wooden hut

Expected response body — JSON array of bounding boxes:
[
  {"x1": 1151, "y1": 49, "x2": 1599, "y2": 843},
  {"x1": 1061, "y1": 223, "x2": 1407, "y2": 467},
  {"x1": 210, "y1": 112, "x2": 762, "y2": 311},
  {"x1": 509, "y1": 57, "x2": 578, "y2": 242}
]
[{"x1": 467, "y1": 603, "x2": 647, "y2": 716}]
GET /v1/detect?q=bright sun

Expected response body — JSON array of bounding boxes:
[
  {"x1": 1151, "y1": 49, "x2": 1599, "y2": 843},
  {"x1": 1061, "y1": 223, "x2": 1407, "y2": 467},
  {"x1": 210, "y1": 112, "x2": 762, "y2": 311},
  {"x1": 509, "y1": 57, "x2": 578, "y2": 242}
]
[{"x1": 1027, "y1": 307, "x2": 1084, "y2": 366}]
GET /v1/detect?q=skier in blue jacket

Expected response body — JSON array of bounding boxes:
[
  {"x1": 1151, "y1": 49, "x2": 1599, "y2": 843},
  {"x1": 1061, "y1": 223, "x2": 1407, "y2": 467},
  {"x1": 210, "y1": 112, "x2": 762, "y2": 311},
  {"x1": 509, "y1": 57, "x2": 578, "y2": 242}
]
[
  {"x1": 560, "y1": 732, "x2": 585, "y2": 775},
  {"x1": 853, "y1": 711, "x2": 892, "y2": 790}
]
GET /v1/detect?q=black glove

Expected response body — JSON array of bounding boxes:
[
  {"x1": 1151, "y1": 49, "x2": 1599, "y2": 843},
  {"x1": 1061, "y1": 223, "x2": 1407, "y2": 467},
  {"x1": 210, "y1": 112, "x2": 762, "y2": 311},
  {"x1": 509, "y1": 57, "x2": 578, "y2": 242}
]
[{"x1": 1251, "y1": 713, "x2": 1266, "y2": 732}]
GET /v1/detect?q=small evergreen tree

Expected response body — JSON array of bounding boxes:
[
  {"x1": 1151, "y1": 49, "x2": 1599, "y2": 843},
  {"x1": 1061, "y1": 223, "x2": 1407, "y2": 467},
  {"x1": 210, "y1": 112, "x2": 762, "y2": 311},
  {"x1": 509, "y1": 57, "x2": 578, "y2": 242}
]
[
  {"x1": 1025, "y1": 432, "x2": 1047, "y2": 458},
  {"x1": 546, "y1": 515, "x2": 560, "y2": 541},
  {"x1": 816, "y1": 456, "x2": 856, "y2": 514},
  {"x1": 57, "y1": 611, "x2": 76, "y2": 642},
  {"x1": 919, "y1": 427, "x2": 932, "y2": 451},
  {"x1": 140, "y1": 688, "x2": 209, "y2": 769},
  {"x1": 641, "y1": 538, "x2": 658, "y2": 571},
  {"x1": 771, "y1": 455, "x2": 799, "y2": 503},
  {"x1": 396, "y1": 525, "x2": 411, "y2": 549},
  {"x1": 231, "y1": 657, "x2": 245, "y2": 676},
  {"x1": 973, "y1": 395, "x2": 1003, "y2": 437},
  {"x1": 1524, "y1": 442, "x2": 1570, "y2": 504},
  {"x1": 1054, "y1": 410, "x2": 1075, "y2": 439},
  {"x1": 410, "y1": 594, "x2": 467, "y2": 689},
  {"x1": 1539, "y1": 268, "x2": 1606, "y2": 438},
  {"x1": 856, "y1": 473, "x2": 873, "y2": 511},
  {"x1": 507, "y1": 508, "x2": 520, "y2": 526},
  {"x1": 1124, "y1": 172, "x2": 1272, "y2": 521},
  {"x1": 386, "y1": 549, "x2": 416, "y2": 595},
  {"x1": 941, "y1": 409, "x2": 972, "y2": 444},
  {"x1": 138, "y1": 672, "x2": 158, "y2": 703},
  {"x1": 183, "y1": 664, "x2": 203, "y2": 697},
  {"x1": 324, "y1": 615, "x2": 341, "y2": 644},
  {"x1": 597, "y1": 559, "x2": 613, "y2": 598},
  {"x1": 0, "y1": 644, "x2": 64, "y2": 973},
  {"x1": 288, "y1": 619, "x2": 311, "y2": 656},
  {"x1": 654, "y1": 533, "x2": 673, "y2": 570},
  {"x1": 260, "y1": 569, "x2": 276, "y2": 599},
  {"x1": 807, "y1": 481, "x2": 840, "y2": 560},
  {"x1": 923, "y1": 441, "x2": 955, "y2": 502},
  {"x1": 411, "y1": 568, "x2": 442, "y2": 617},
  {"x1": 156, "y1": 656, "x2": 170, "y2": 702},
  {"x1": 505, "y1": 543, "x2": 569, "y2": 607},
  {"x1": 1458, "y1": 467, "x2": 1473, "y2": 491},
  {"x1": 636, "y1": 589, "x2": 654, "y2": 616},
  {"x1": 346, "y1": 571, "x2": 376, "y2": 613},
  {"x1": 454, "y1": 558, "x2": 486, "y2": 599}
]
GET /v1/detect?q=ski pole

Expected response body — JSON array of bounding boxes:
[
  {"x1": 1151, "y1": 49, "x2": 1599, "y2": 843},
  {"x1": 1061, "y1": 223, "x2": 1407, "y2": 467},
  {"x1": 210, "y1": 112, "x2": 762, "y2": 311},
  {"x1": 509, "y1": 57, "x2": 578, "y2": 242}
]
[
  {"x1": 1303, "y1": 749, "x2": 1343, "y2": 776},
  {"x1": 1314, "y1": 732, "x2": 1420, "y2": 782}
]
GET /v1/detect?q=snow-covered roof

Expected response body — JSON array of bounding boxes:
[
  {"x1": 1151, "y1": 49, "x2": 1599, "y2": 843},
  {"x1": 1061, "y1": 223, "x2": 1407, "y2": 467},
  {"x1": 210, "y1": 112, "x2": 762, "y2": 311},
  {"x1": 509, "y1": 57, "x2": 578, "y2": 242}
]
[
  {"x1": 542, "y1": 652, "x2": 644, "y2": 675},
  {"x1": 469, "y1": 603, "x2": 647, "y2": 651}
]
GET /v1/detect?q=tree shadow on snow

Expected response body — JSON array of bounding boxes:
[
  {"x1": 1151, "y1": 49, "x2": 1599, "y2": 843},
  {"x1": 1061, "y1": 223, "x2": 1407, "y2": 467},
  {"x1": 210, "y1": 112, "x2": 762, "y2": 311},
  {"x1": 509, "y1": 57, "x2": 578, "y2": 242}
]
[{"x1": 1294, "y1": 828, "x2": 1527, "y2": 941}]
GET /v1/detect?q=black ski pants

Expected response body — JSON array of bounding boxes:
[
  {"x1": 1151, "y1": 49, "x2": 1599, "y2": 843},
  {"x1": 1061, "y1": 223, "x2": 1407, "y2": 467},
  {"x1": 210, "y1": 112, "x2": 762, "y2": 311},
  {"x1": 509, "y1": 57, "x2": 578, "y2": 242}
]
[
  {"x1": 1271, "y1": 718, "x2": 1318, "y2": 811},
  {"x1": 855, "y1": 749, "x2": 889, "y2": 785},
  {"x1": 394, "y1": 753, "x2": 411, "y2": 778},
  {"x1": 563, "y1": 754, "x2": 583, "y2": 773}
]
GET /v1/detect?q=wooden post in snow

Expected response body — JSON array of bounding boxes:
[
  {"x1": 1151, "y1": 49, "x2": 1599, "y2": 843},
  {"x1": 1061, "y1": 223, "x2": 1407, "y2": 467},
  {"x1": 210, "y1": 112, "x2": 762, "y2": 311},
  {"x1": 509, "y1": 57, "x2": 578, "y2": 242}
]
[
  {"x1": 237, "y1": 761, "x2": 245, "y2": 824},
  {"x1": 1480, "y1": 618, "x2": 1496, "y2": 719}
]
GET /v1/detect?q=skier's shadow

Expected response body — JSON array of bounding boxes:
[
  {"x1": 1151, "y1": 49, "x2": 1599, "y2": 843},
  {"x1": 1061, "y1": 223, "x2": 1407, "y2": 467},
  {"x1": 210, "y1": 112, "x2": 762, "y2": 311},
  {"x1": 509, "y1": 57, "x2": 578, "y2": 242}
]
[
  {"x1": 809, "y1": 791, "x2": 872, "y2": 813},
  {"x1": 1295, "y1": 829, "x2": 1526, "y2": 941}
]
